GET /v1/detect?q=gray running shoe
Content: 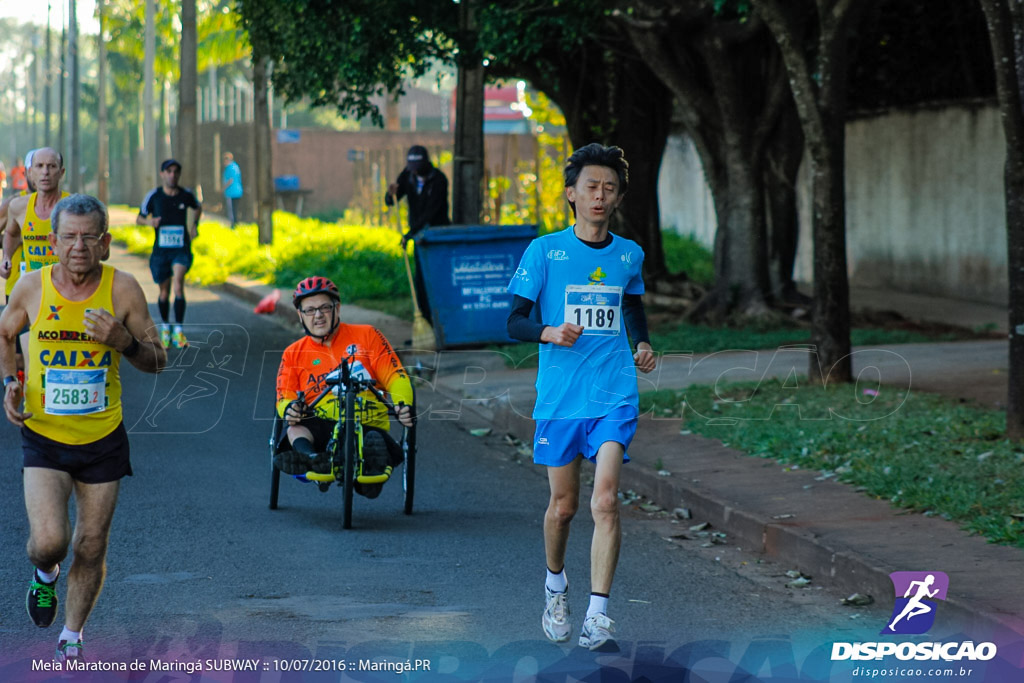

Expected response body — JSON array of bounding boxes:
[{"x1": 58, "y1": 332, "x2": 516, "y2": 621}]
[
  {"x1": 579, "y1": 613, "x2": 617, "y2": 651},
  {"x1": 542, "y1": 587, "x2": 571, "y2": 642},
  {"x1": 55, "y1": 639, "x2": 84, "y2": 664}
]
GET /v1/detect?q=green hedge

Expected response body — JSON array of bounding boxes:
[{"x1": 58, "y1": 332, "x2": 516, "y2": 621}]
[{"x1": 111, "y1": 212, "x2": 408, "y2": 303}]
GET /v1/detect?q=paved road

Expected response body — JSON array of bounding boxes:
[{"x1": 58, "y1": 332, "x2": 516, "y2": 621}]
[{"x1": 0, "y1": 276, "x2": 894, "y2": 680}]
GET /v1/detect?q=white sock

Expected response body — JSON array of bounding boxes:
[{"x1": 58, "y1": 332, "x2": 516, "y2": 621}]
[
  {"x1": 545, "y1": 567, "x2": 567, "y2": 593},
  {"x1": 59, "y1": 626, "x2": 82, "y2": 644},
  {"x1": 173, "y1": 325, "x2": 183, "y2": 335},
  {"x1": 587, "y1": 593, "x2": 609, "y2": 618},
  {"x1": 36, "y1": 565, "x2": 59, "y2": 584}
]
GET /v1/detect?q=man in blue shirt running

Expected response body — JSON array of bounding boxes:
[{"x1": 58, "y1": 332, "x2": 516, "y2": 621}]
[{"x1": 507, "y1": 143, "x2": 656, "y2": 651}]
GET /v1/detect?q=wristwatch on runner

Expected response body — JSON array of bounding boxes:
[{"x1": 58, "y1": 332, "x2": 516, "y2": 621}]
[{"x1": 3, "y1": 375, "x2": 18, "y2": 388}]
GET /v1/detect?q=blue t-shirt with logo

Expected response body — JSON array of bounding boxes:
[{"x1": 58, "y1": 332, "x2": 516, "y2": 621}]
[{"x1": 508, "y1": 226, "x2": 645, "y2": 420}]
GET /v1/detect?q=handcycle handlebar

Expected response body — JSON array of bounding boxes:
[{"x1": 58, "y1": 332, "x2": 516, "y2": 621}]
[{"x1": 293, "y1": 357, "x2": 408, "y2": 421}]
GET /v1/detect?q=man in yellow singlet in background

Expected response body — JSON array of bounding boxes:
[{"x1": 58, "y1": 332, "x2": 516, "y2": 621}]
[
  {"x1": 0, "y1": 194, "x2": 166, "y2": 664},
  {"x1": 1, "y1": 148, "x2": 70, "y2": 371},
  {"x1": 1, "y1": 148, "x2": 69, "y2": 280},
  {"x1": 1, "y1": 148, "x2": 38, "y2": 303}
]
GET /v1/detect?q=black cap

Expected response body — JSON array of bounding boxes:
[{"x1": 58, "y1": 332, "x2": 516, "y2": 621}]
[
  {"x1": 406, "y1": 145, "x2": 429, "y2": 163},
  {"x1": 161, "y1": 159, "x2": 181, "y2": 172}
]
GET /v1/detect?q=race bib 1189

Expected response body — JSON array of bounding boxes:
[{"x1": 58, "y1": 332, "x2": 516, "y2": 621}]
[{"x1": 564, "y1": 284, "x2": 622, "y2": 336}]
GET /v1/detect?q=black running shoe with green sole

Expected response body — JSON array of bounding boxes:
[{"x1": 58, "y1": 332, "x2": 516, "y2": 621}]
[{"x1": 27, "y1": 571, "x2": 58, "y2": 628}]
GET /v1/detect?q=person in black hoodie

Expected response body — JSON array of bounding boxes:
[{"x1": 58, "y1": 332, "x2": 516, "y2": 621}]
[{"x1": 385, "y1": 145, "x2": 450, "y2": 324}]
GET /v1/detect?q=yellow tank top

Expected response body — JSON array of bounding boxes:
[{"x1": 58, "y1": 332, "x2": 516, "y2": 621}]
[
  {"x1": 22, "y1": 191, "x2": 70, "y2": 272},
  {"x1": 26, "y1": 264, "x2": 123, "y2": 444},
  {"x1": 4, "y1": 189, "x2": 30, "y2": 296},
  {"x1": 4, "y1": 248, "x2": 23, "y2": 296}
]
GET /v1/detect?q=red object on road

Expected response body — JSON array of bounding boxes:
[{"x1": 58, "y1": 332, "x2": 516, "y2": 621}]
[{"x1": 254, "y1": 289, "x2": 281, "y2": 314}]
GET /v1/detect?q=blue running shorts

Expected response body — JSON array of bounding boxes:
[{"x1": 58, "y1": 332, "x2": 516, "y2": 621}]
[
  {"x1": 532, "y1": 405, "x2": 638, "y2": 467},
  {"x1": 149, "y1": 247, "x2": 193, "y2": 284}
]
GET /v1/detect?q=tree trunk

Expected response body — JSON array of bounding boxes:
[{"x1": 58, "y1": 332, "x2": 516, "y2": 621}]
[
  {"x1": 143, "y1": 0, "x2": 157, "y2": 191},
  {"x1": 179, "y1": 0, "x2": 199, "y2": 191},
  {"x1": 507, "y1": 41, "x2": 672, "y2": 280},
  {"x1": 67, "y1": 0, "x2": 80, "y2": 192},
  {"x1": 597, "y1": 57, "x2": 672, "y2": 280},
  {"x1": 618, "y1": 7, "x2": 793, "y2": 317},
  {"x1": 253, "y1": 57, "x2": 274, "y2": 244},
  {"x1": 45, "y1": 3, "x2": 52, "y2": 143},
  {"x1": 452, "y1": 0, "x2": 484, "y2": 225},
  {"x1": 754, "y1": 0, "x2": 863, "y2": 384},
  {"x1": 807, "y1": 126, "x2": 851, "y2": 384},
  {"x1": 764, "y1": 95, "x2": 805, "y2": 302},
  {"x1": 979, "y1": 0, "x2": 1024, "y2": 439},
  {"x1": 97, "y1": 0, "x2": 108, "y2": 203}
]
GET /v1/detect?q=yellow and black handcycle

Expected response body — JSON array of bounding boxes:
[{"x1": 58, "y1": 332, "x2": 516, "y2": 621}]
[{"x1": 268, "y1": 357, "x2": 415, "y2": 529}]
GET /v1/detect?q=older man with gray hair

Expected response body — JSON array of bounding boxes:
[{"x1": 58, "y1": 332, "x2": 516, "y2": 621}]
[{"x1": 0, "y1": 194, "x2": 166, "y2": 664}]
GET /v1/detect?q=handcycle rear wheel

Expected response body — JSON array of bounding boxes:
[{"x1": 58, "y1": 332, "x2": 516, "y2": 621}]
[
  {"x1": 403, "y1": 422, "x2": 416, "y2": 515},
  {"x1": 341, "y1": 388, "x2": 357, "y2": 529},
  {"x1": 269, "y1": 413, "x2": 284, "y2": 510}
]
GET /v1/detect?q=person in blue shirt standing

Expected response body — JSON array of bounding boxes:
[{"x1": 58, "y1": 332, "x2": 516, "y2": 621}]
[
  {"x1": 507, "y1": 143, "x2": 656, "y2": 652},
  {"x1": 221, "y1": 152, "x2": 243, "y2": 228}
]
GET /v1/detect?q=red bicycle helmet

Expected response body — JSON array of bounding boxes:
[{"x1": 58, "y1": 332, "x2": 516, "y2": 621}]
[{"x1": 292, "y1": 276, "x2": 340, "y2": 308}]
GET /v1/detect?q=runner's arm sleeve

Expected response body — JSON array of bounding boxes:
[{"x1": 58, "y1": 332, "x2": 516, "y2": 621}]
[
  {"x1": 507, "y1": 295, "x2": 546, "y2": 343},
  {"x1": 622, "y1": 294, "x2": 650, "y2": 347}
]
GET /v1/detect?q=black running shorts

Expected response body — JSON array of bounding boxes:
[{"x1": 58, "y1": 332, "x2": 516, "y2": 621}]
[{"x1": 22, "y1": 422, "x2": 133, "y2": 483}]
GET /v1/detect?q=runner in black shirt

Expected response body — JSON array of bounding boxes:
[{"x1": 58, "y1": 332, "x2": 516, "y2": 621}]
[{"x1": 137, "y1": 159, "x2": 202, "y2": 349}]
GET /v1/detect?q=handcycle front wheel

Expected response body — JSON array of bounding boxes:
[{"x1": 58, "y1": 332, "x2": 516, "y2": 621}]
[
  {"x1": 269, "y1": 413, "x2": 285, "y2": 510},
  {"x1": 341, "y1": 387, "x2": 357, "y2": 529}
]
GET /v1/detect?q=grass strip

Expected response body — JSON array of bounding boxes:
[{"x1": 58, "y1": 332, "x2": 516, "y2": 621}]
[{"x1": 639, "y1": 379, "x2": 1024, "y2": 548}]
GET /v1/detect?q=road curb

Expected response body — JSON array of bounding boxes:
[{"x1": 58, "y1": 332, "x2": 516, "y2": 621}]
[{"x1": 478, "y1": 399, "x2": 1024, "y2": 642}]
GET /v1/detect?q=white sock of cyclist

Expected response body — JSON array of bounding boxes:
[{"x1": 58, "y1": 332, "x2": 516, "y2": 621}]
[
  {"x1": 545, "y1": 566, "x2": 567, "y2": 594},
  {"x1": 587, "y1": 593, "x2": 609, "y2": 619}
]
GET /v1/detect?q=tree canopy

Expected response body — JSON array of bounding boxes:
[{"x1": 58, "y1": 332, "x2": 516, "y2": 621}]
[
  {"x1": 238, "y1": 0, "x2": 672, "y2": 276},
  {"x1": 238, "y1": 0, "x2": 456, "y2": 126}
]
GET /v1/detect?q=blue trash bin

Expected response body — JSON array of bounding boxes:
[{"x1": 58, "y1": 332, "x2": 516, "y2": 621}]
[{"x1": 416, "y1": 224, "x2": 538, "y2": 348}]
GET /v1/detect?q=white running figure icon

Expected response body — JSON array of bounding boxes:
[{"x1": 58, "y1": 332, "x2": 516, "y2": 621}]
[{"x1": 888, "y1": 574, "x2": 940, "y2": 631}]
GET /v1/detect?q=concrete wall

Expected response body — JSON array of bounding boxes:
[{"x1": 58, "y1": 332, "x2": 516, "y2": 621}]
[
  {"x1": 836, "y1": 105, "x2": 1005, "y2": 304},
  {"x1": 658, "y1": 104, "x2": 1008, "y2": 305},
  {"x1": 658, "y1": 134, "x2": 717, "y2": 247}
]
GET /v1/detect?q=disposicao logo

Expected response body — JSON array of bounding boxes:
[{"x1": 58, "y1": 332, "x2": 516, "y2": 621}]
[
  {"x1": 882, "y1": 571, "x2": 948, "y2": 635},
  {"x1": 831, "y1": 571, "x2": 997, "y2": 663}
]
